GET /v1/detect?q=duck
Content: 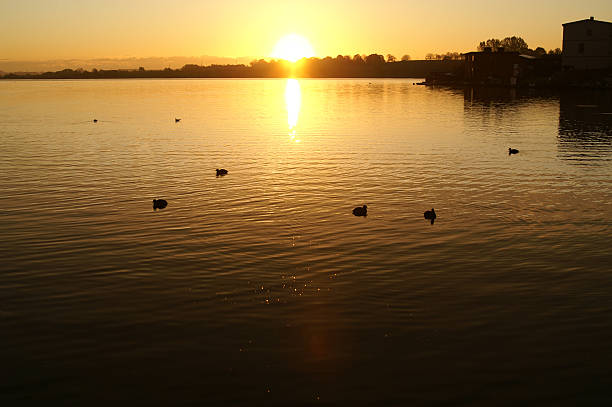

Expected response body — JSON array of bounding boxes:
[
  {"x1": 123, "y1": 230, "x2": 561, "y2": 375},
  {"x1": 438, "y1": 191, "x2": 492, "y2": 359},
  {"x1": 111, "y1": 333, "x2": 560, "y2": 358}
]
[
  {"x1": 352, "y1": 205, "x2": 367, "y2": 216},
  {"x1": 216, "y1": 168, "x2": 228, "y2": 176},
  {"x1": 153, "y1": 199, "x2": 168, "y2": 210},
  {"x1": 175, "y1": 118, "x2": 181, "y2": 123},
  {"x1": 508, "y1": 147, "x2": 519, "y2": 155},
  {"x1": 93, "y1": 119, "x2": 98, "y2": 123},
  {"x1": 424, "y1": 208, "x2": 436, "y2": 224}
]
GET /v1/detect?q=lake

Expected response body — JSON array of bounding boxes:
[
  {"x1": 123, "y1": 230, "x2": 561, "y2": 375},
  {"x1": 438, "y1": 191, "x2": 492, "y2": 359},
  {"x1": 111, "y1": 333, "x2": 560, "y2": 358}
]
[{"x1": 1, "y1": 79, "x2": 611, "y2": 406}]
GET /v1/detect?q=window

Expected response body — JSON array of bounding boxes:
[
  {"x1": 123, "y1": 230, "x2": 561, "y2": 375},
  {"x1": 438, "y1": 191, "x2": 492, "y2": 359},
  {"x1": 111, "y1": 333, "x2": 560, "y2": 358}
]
[{"x1": 579, "y1": 43, "x2": 585, "y2": 54}]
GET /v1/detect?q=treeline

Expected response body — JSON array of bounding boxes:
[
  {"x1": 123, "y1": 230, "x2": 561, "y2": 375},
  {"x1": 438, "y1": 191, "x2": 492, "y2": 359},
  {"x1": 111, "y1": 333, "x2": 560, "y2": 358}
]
[
  {"x1": 1, "y1": 65, "x2": 253, "y2": 79},
  {"x1": 250, "y1": 55, "x2": 462, "y2": 77},
  {"x1": 478, "y1": 36, "x2": 562, "y2": 56},
  {"x1": 422, "y1": 36, "x2": 562, "y2": 61},
  {"x1": 1, "y1": 54, "x2": 463, "y2": 79},
  {"x1": 425, "y1": 52, "x2": 463, "y2": 61}
]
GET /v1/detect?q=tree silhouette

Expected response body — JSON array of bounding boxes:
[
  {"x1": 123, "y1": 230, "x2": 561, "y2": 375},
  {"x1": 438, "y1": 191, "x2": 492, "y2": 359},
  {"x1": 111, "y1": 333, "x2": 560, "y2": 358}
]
[
  {"x1": 386, "y1": 54, "x2": 396, "y2": 62},
  {"x1": 501, "y1": 36, "x2": 529, "y2": 52},
  {"x1": 365, "y1": 54, "x2": 385, "y2": 65},
  {"x1": 533, "y1": 47, "x2": 547, "y2": 57},
  {"x1": 478, "y1": 36, "x2": 529, "y2": 52},
  {"x1": 424, "y1": 52, "x2": 463, "y2": 60},
  {"x1": 478, "y1": 38, "x2": 502, "y2": 51},
  {"x1": 476, "y1": 36, "x2": 563, "y2": 58},
  {"x1": 401, "y1": 54, "x2": 411, "y2": 61}
]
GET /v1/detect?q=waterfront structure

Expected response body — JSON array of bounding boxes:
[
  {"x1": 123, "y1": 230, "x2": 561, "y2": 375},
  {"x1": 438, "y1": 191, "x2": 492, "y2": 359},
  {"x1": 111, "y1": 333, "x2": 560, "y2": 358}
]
[
  {"x1": 463, "y1": 48, "x2": 533, "y2": 86},
  {"x1": 562, "y1": 17, "x2": 612, "y2": 70}
]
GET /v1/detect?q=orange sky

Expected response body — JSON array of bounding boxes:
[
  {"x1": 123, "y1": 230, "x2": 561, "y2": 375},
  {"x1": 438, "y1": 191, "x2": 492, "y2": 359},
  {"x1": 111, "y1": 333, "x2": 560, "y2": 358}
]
[{"x1": 1, "y1": 0, "x2": 611, "y2": 64}]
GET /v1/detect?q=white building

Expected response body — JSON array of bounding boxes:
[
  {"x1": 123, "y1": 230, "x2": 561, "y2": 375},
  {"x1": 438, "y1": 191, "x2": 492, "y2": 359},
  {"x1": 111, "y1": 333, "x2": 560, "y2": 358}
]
[{"x1": 562, "y1": 17, "x2": 612, "y2": 70}]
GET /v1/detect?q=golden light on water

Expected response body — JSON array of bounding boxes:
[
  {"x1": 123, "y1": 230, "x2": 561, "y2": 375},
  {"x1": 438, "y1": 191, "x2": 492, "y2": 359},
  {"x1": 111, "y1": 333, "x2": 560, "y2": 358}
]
[
  {"x1": 272, "y1": 34, "x2": 315, "y2": 62},
  {"x1": 285, "y1": 79, "x2": 301, "y2": 142}
]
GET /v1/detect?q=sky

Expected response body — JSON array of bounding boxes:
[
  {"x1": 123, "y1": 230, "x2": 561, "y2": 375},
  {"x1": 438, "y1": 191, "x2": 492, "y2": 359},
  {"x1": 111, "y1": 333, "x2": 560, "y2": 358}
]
[{"x1": 1, "y1": 0, "x2": 611, "y2": 69}]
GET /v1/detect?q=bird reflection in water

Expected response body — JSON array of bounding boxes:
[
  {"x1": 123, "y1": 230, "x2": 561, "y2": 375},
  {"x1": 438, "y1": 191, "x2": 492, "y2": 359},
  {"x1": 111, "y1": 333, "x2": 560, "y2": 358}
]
[{"x1": 285, "y1": 79, "x2": 301, "y2": 143}]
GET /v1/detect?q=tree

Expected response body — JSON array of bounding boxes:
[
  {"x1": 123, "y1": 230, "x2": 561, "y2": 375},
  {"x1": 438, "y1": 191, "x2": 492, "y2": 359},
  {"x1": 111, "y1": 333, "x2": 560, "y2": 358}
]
[
  {"x1": 423, "y1": 52, "x2": 462, "y2": 61},
  {"x1": 442, "y1": 52, "x2": 462, "y2": 60},
  {"x1": 386, "y1": 54, "x2": 396, "y2": 62},
  {"x1": 250, "y1": 59, "x2": 267, "y2": 67},
  {"x1": 478, "y1": 36, "x2": 529, "y2": 52},
  {"x1": 478, "y1": 38, "x2": 502, "y2": 51},
  {"x1": 401, "y1": 54, "x2": 411, "y2": 61},
  {"x1": 353, "y1": 54, "x2": 364, "y2": 63},
  {"x1": 548, "y1": 48, "x2": 562, "y2": 56},
  {"x1": 365, "y1": 54, "x2": 385, "y2": 65},
  {"x1": 501, "y1": 36, "x2": 529, "y2": 52}
]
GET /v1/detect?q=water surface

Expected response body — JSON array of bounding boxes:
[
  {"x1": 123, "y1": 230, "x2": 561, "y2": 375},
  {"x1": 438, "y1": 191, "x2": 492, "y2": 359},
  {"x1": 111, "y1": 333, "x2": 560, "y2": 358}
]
[{"x1": 1, "y1": 79, "x2": 611, "y2": 406}]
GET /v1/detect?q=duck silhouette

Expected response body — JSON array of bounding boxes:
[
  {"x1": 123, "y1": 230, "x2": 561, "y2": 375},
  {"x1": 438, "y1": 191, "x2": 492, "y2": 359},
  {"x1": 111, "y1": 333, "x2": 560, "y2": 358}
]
[
  {"x1": 153, "y1": 199, "x2": 168, "y2": 210},
  {"x1": 353, "y1": 205, "x2": 367, "y2": 216},
  {"x1": 175, "y1": 118, "x2": 181, "y2": 123},
  {"x1": 93, "y1": 119, "x2": 98, "y2": 123},
  {"x1": 424, "y1": 208, "x2": 436, "y2": 225},
  {"x1": 216, "y1": 169, "x2": 228, "y2": 176},
  {"x1": 508, "y1": 148, "x2": 519, "y2": 155}
]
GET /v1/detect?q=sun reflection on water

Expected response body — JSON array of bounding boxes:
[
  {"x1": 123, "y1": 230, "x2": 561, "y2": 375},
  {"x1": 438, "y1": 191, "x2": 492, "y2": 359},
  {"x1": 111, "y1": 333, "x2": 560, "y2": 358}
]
[{"x1": 285, "y1": 79, "x2": 301, "y2": 142}]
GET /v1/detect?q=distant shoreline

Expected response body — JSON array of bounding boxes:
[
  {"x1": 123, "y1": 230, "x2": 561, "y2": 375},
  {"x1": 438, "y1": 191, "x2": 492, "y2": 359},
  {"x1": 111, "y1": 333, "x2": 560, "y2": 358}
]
[
  {"x1": 0, "y1": 59, "x2": 462, "y2": 80},
  {"x1": 4, "y1": 58, "x2": 609, "y2": 90},
  {"x1": 0, "y1": 76, "x2": 429, "y2": 80}
]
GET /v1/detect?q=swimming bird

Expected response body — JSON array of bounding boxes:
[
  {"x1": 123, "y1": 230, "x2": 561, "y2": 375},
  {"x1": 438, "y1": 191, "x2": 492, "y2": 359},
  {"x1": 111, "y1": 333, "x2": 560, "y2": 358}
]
[
  {"x1": 153, "y1": 199, "x2": 168, "y2": 210},
  {"x1": 509, "y1": 148, "x2": 519, "y2": 155},
  {"x1": 93, "y1": 119, "x2": 98, "y2": 123},
  {"x1": 353, "y1": 205, "x2": 367, "y2": 216},
  {"x1": 216, "y1": 169, "x2": 228, "y2": 176},
  {"x1": 424, "y1": 208, "x2": 436, "y2": 225},
  {"x1": 175, "y1": 118, "x2": 181, "y2": 123}
]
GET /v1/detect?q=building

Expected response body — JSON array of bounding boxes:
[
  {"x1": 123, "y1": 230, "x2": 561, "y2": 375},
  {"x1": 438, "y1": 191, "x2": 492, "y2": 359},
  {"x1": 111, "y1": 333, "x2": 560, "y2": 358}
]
[
  {"x1": 562, "y1": 17, "x2": 612, "y2": 70},
  {"x1": 464, "y1": 48, "x2": 533, "y2": 86}
]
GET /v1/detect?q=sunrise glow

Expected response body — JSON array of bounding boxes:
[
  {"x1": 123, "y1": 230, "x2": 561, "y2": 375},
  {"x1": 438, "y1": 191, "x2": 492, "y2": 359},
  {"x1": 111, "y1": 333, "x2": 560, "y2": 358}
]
[{"x1": 271, "y1": 34, "x2": 315, "y2": 62}]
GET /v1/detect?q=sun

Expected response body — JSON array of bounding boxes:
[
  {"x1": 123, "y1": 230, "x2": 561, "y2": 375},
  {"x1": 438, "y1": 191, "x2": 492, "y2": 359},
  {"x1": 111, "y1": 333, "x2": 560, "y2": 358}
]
[{"x1": 271, "y1": 34, "x2": 315, "y2": 62}]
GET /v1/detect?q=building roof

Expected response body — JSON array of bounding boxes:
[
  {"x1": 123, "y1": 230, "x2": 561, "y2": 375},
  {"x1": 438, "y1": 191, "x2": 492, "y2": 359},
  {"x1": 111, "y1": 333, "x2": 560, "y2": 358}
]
[{"x1": 563, "y1": 17, "x2": 612, "y2": 26}]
